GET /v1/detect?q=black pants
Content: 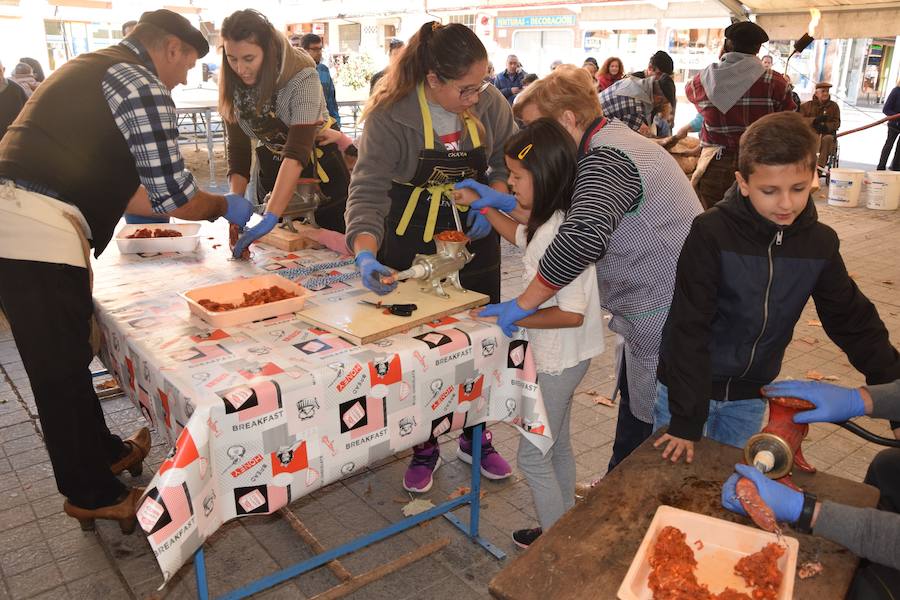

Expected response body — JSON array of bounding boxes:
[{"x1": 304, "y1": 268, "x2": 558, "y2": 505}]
[
  {"x1": 877, "y1": 126, "x2": 900, "y2": 171},
  {"x1": 845, "y1": 448, "x2": 900, "y2": 599},
  {"x1": 608, "y1": 354, "x2": 653, "y2": 471},
  {"x1": 0, "y1": 259, "x2": 126, "y2": 508}
]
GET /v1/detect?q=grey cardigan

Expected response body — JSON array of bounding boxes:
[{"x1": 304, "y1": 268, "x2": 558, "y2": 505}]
[
  {"x1": 344, "y1": 84, "x2": 517, "y2": 250},
  {"x1": 812, "y1": 380, "x2": 900, "y2": 570}
]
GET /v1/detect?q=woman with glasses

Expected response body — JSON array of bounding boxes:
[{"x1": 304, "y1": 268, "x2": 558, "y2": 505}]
[
  {"x1": 345, "y1": 21, "x2": 518, "y2": 494},
  {"x1": 218, "y1": 9, "x2": 351, "y2": 257}
]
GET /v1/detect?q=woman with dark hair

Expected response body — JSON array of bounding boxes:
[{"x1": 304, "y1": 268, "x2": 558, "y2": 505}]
[
  {"x1": 219, "y1": 9, "x2": 350, "y2": 256},
  {"x1": 597, "y1": 56, "x2": 624, "y2": 91},
  {"x1": 345, "y1": 21, "x2": 518, "y2": 493},
  {"x1": 463, "y1": 119, "x2": 604, "y2": 548}
]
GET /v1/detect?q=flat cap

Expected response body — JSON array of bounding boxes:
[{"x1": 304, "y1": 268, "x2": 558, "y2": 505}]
[
  {"x1": 815, "y1": 81, "x2": 832, "y2": 90},
  {"x1": 139, "y1": 9, "x2": 209, "y2": 57},
  {"x1": 724, "y1": 21, "x2": 769, "y2": 47}
]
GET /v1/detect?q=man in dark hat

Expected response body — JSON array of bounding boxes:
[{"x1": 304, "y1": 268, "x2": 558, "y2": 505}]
[
  {"x1": 685, "y1": 20, "x2": 796, "y2": 208},
  {"x1": 647, "y1": 50, "x2": 677, "y2": 123},
  {"x1": 799, "y1": 82, "x2": 841, "y2": 170},
  {"x1": 0, "y1": 9, "x2": 254, "y2": 531}
]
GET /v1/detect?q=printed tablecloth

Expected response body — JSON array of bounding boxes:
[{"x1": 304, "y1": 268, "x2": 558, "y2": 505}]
[{"x1": 91, "y1": 225, "x2": 549, "y2": 582}]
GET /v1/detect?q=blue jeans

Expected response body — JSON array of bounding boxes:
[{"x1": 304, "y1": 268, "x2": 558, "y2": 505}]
[{"x1": 653, "y1": 382, "x2": 767, "y2": 448}]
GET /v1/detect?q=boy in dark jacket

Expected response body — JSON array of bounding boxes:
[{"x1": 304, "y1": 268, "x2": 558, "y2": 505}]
[{"x1": 653, "y1": 111, "x2": 900, "y2": 463}]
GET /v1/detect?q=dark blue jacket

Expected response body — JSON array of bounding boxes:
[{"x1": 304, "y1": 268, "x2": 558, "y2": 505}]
[
  {"x1": 494, "y1": 69, "x2": 525, "y2": 103},
  {"x1": 316, "y1": 63, "x2": 340, "y2": 127},
  {"x1": 659, "y1": 183, "x2": 900, "y2": 440}
]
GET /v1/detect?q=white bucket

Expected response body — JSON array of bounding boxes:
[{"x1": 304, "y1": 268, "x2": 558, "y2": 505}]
[
  {"x1": 827, "y1": 168, "x2": 865, "y2": 207},
  {"x1": 864, "y1": 171, "x2": 900, "y2": 210}
]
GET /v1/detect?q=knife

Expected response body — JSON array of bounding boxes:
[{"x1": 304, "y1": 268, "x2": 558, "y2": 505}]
[{"x1": 359, "y1": 300, "x2": 418, "y2": 317}]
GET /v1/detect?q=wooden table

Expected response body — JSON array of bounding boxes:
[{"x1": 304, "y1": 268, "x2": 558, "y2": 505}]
[{"x1": 489, "y1": 434, "x2": 880, "y2": 599}]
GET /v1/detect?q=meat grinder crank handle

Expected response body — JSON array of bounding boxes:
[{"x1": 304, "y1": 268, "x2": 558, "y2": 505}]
[{"x1": 448, "y1": 194, "x2": 464, "y2": 232}]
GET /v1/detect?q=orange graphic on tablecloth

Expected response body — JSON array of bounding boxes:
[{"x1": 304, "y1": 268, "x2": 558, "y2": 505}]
[{"x1": 159, "y1": 429, "x2": 200, "y2": 475}]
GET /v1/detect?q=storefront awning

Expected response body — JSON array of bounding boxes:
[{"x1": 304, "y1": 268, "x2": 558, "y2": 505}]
[{"x1": 718, "y1": 0, "x2": 900, "y2": 39}]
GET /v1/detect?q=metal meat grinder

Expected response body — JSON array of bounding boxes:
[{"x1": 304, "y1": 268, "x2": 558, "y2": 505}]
[
  {"x1": 393, "y1": 234, "x2": 474, "y2": 299},
  {"x1": 745, "y1": 393, "x2": 900, "y2": 490},
  {"x1": 259, "y1": 177, "x2": 325, "y2": 231}
]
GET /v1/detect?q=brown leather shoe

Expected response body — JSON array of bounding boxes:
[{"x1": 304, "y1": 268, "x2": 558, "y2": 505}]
[
  {"x1": 63, "y1": 487, "x2": 145, "y2": 534},
  {"x1": 110, "y1": 427, "x2": 151, "y2": 477}
]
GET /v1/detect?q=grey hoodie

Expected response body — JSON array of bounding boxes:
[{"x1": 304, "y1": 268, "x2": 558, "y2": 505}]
[
  {"x1": 812, "y1": 381, "x2": 900, "y2": 570},
  {"x1": 344, "y1": 84, "x2": 517, "y2": 250}
]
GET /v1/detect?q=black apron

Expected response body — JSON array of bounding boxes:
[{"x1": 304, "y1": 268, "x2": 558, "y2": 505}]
[
  {"x1": 381, "y1": 84, "x2": 501, "y2": 302},
  {"x1": 245, "y1": 103, "x2": 350, "y2": 234}
]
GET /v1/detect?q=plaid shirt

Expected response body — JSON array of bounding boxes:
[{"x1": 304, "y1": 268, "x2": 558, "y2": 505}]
[
  {"x1": 101, "y1": 40, "x2": 196, "y2": 213},
  {"x1": 598, "y1": 88, "x2": 648, "y2": 132},
  {"x1": 686, "y1": 69, "x2": 796, "y2": 151}
]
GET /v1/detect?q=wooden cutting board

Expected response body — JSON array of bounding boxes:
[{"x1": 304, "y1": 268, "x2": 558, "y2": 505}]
[
  {"x1": 295, "y1": 279, "x2": 489, "y2": 345},
  {"x1": 259, "y1": 223, "x2": 322, "y2": 251}
]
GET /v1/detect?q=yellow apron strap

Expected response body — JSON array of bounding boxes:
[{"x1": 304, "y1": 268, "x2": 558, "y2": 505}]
[
  {"x1": 307, "y1": 117, "x2": 336, "y2": 183},
  {"x1": 395, "y1": 185, "x2": 423, "y2": 237},
  {"x1": 422, "y1": 187, "x2": 443, "y2": 243},
  {"x1": 464, "y1": 115, "x2": 481, "y2": 148},
  {"x1": 417, "y1": 83, "x2": 435, "y2": 150},
  {"x1": 314, "y1": 147, "x2": 329, "y2": 183}
]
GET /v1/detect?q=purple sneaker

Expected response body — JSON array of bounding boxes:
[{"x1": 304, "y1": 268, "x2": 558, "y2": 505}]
[
  {"x1": 456, "y1": 429, "x2": 512, "y2": 480},
  {"x1": 403, "y1": 441, "x2": 442, "y2": 493}
]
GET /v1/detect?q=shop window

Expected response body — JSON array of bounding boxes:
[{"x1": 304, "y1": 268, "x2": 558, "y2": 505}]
[
  {"x1": 338, "y1": 23, "x2": 361, "y2": 53},
  {"x1": 449, "y1": 14, "x2": 476, "y2": 30},
  {"x1": 514, "y1": 29, "x2": 575, "y2": 76}
]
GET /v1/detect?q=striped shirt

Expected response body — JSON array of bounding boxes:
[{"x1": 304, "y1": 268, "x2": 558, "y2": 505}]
[
  {"x1": 101, "y1": 39, "x2": 196, "y2": 213},
  {"x1": 537, "y1": 120, "x2": 640, "y2": 290}
]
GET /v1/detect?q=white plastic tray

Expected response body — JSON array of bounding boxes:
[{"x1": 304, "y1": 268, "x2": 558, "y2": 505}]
[
  {"x1": 115, "y1": 223, "x2": 201, "y2": 254},
  {"x1": 181, "y1": 274, "x2": 309, "y2": 328},
  {"x1": 618, "y1": 505, "x2": 798, "y2": 600}
]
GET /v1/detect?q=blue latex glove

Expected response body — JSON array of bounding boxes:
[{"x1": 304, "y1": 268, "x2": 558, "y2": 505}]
[
  {"x1": 762, "y1": 380, "x2": 866, "y2": 424},
  {"x1": 354, "y1": 251, "x2": 397, "y2": 295},
  {"x1": 466, "y1": 209, "x2": 492, "y2": 241},
  {"x1": 232, "y1": 212, "x2": 278, "y2": 258},
  {"x1": 224, "y1": 193, "x2": 254, "y2": 227},
  {"x1": 722, "y1": 463, "x2": 804, "y2": 524},
  {"x1": 478, "y1": 299, "x2": 536, "y2": 337},
  {"x1": 454, "y1": 179, "x2": 517, "y2": 213}
]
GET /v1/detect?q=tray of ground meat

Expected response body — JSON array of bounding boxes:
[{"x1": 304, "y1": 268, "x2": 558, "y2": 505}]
[
  {"x1": 115, "y1": 223, "x2": 202, "y2": 254},
  {"x1": 181, "y1": 274, "x2": 309, "y2": 327},
  {"x1": 617, "y1": 506, "x2": 798, "y2": 600}
]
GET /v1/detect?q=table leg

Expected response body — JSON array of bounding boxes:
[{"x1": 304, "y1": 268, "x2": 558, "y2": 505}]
[{"x1": 205, "y1": 109, "x2": 215, "y2": 189}]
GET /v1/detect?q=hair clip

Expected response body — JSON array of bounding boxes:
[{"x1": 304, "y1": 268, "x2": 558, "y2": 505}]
[
  {"x1": 517, "y1": 144, "x2": 533, "y2": 160},
  {"x1": 432, "y1": 21, "x2": 442, "y2": 31}
]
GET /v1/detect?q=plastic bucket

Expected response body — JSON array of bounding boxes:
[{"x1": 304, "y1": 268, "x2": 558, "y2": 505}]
[
  {"x1": 864, "y1": 171, "x2": 900, "y2": 210},
  {"x1": 827, "y1": 168, "x2": 865, "y2": 207}
]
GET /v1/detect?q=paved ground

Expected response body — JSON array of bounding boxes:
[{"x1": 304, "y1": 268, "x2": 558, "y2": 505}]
[{"x1": 0, "y1": 166, "x2": 898, "y2": 598}]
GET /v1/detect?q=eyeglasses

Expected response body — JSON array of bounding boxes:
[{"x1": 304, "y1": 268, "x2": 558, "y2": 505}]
[{"x1": 451, "y1": 80, "x2": 491, "y2": 101}]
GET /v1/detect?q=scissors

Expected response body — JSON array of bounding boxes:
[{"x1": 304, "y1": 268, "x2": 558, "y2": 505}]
[{"x1": 359, "y1": 300, "x2": 418, "y2": 317}]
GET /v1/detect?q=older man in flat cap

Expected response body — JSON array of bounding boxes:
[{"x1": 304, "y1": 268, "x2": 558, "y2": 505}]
[
  {"x1": 685, "y1": 21, "x2": 796, "y2": 209},
  {"x1": 0, "y1": 10, "x2": 254, "y2": 531},
  {"x1": 800, "y1": 82, "x2": 841, "y2": 170}
]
